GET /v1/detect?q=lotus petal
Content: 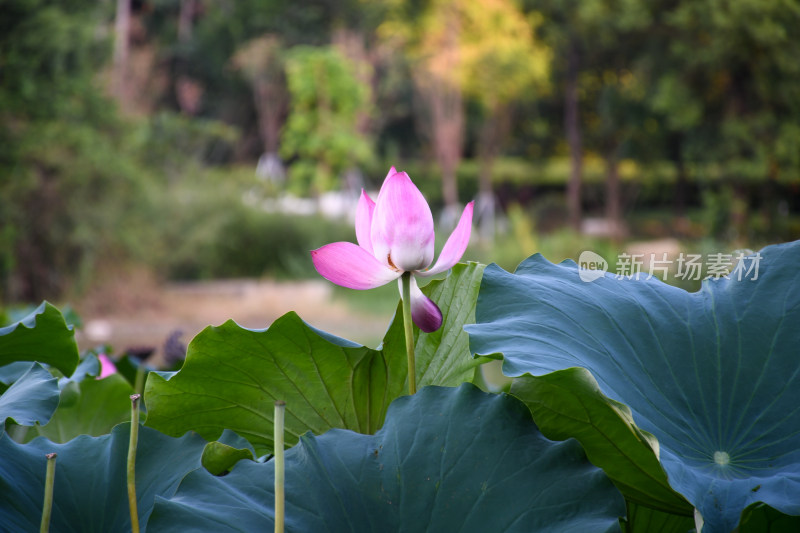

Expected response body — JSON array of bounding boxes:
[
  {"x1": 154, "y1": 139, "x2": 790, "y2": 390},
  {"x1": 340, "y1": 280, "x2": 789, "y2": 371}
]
[
  {"x1": 311, "y1": 242, "x2": 401, "y2": 290},
  {"x1": 371, "y1": 169, "x2": 435, "y2": 272},
  {"x1": 419, "y1": 202, "x2": 474, "y2": 277}
]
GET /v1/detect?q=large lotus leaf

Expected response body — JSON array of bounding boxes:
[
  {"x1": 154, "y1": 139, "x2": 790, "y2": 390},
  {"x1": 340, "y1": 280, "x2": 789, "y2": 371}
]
[
  {"x1": 0, "y1": 362, "x2": 59, "y2": 427},
  {"x1": 147, "y1": 384, "x2": 626, "y2": 532},
  {"x1": 511, "y1": 369, "x2": 692, "y2": 515},
  {"x1": 145, "y1": 263, "x2": 484, "y2": 456},
  {"x1": 32, "y1": 374, "x2": 134, "y2": 442},
  {"x1": 0, "y1": 302, "x2": 79, "y2": 376},
  {"x1": 467, "y1": 242, "x2": 800, "y2": 532},
  {"x1": 0, "y1": 423, "x2": 206, "y2": 532}
]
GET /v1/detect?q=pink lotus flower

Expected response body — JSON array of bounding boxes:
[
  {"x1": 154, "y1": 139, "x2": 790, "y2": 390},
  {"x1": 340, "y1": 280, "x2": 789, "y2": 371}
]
[
  {"x1": 311, "y1": 167, "x2": 473, "y2": 332},
  {"x1": 97, "y1": 353, "x2": 117, "y2": 379}
]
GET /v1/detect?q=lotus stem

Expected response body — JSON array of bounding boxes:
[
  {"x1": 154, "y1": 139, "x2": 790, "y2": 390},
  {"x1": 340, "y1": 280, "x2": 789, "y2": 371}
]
[
  {"x1": 274, "y1": 400, "x2": 286, "y2": 533},
  {"x1": 401, "y1": 272, "x2": 416, "y2": 395},
  {"x1": 40, "y1": 453, "x2": 56, "y2": 533},
  {"x1": 127, "y1": 394, "x2": 141, "y2": 533},
  {"x1": 134, "y1": 364, "x2": 146, "y2": 396}
]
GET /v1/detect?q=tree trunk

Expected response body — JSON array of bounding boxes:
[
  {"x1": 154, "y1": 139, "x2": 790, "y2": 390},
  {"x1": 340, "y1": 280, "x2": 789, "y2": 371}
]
[
  {"x1": 668, "y1": 133, "x2": 690, "y2": 235},
  {"x1": 674, "y1": 162, "x2": 687, "y2": 217},
  {"x1": 605, "y1": 143, "x2": 623, "y2": 241},
  {"x1": 476, "y1": 106, "x2": 510, "y2": 240},
  {"x1": 763, "y1": 157, "x2": 779, "y2": 235},
  {"x1": 434, "y1": 78, "x2": 463, "y2": 212},
  {"x1": 413, "y1": 8, "x2": 463, "y2": 218},
  {"x1": 565, "y1": 37, "x2": 583, "y2": 231},
  {"x1": 178, "y1": 0, "x2": 196, "y2": 43},
  {"x1": 332, "y1": 28, "x2": 374, "y2": 137},
  {"x1": 731, "y1": 183, "x2": 748, "y2": 245},
  {"x1": 254, "y1": 80, "x2": 285, "y2": 154},
  {"x1": 414, "y1": 76, "x2": 462, "y2": 211},
  {"x1": 112, "y1": 0, "x2": 131, "y2": 105},
  {"x1": 253, "y1": 78, "x2": 287, "y2": 182}
]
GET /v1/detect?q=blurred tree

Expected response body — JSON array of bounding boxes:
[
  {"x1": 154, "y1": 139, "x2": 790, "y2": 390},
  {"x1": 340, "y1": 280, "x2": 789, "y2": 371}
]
[
  {"x1": 0, "y1": 0, "x2": 157, "y2": 302},
  {"x1": 580, "y1": 0, "x2": 655, "y2": 240},
  {"x1": 138, "y1": 0, "x2": 319, "y2": 157},
  {"x1": 527, "y1": 0, "x2": 600, "y2": 231},
  {"x1": 533, "y1": 0, "x2": 664, "y2": 236},
  {"x1": 651, "y1": 0, "x2": 800, "y2": 240},
  {"x1": 280, "y1": 46, "x2": 374, "y2": 195},
  {"x1": 231, "y1": 35, "x2": 289, "y2": 181},
  {"x1": 382, "y1": 0, "x2": 550, "y2": 225},
  {"x1": 415, "y1": 1, "x2": 464, "y2": 218},
  {"x1": 460, "y1": 0, "x2": 550, "y2": 239},
  {"x1": 381, "y1": 0, "x2": 465, "y2": 217},
  {"x1": 329, "y1": 0, "x2": 396, "y2": 137},
  {"x1": 113, "y1": 0, "x2": 132, "y2": 105},
  {"x1": 594, "y1": 69, "x2": 652, "y2": 240}
]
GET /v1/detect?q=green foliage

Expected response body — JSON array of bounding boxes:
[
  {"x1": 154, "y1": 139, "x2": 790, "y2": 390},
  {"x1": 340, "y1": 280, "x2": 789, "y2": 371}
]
[
  {"x1": 2, "y1": 118, "x2": 162, "y2": 298},
  {"x1": 0, "y1": 0, "x2": 110, "y2": 120},
  {"x1": 149, "y1": 385, "x2": 626, "y2": 532},
  {"x1": 655, "y1": 0, "x2": 800, "y2": 183},
  {"x1": 0, "y1": 1, "x2": 160, "y2": 302},
  {"x1": 281, "y1": 46, "x2": 374, "y2": 194},
  {"x1": 159, "y1": 200, "x2": 355, "y2": 280},
  {"x1": 457, "y1": 0, "x2": 553, "y2": 154},
  {"x1": 131, "y1": 112, "x2": 240, "y2": 177}
]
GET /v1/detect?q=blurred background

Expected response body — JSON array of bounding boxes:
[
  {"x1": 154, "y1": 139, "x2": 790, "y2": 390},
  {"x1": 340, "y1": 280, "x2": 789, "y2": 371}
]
[{"x1": 2, "y1": 0, "x2": 799, "y2": 356}]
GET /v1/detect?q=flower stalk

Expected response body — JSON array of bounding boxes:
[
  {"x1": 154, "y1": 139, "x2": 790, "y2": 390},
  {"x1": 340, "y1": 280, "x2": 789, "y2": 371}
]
[
  {"x1": 40, "y1": 452, "x2": 56, "y2": 533},
  {"x1": 127, "y1": 394, "x2": 141, "y2": 533},
  {"x1": 134, "y1": 364, "x2": 146, "y2": 395},
  {"x1": 274, "y1": 400, "x2": 286, "y2": 533},
  {"x1": 401, "y1": 272, "x2": 416, "y2": 395}
]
